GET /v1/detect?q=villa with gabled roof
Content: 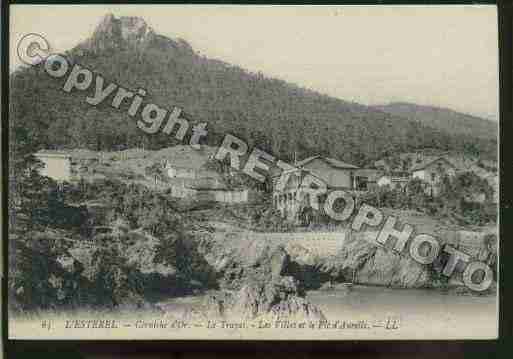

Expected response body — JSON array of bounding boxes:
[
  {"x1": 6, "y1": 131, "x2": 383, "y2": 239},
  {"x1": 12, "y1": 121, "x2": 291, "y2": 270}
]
[
  {"x1": 294, "y1": 155, "x2": 360, "y2": 189},
  {"x1": 272, "y1": 155, "x2": 366, "y2": 223}
]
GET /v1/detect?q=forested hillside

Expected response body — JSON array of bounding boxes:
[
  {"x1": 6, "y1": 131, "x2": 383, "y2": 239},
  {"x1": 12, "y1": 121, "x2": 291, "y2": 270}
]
[
  {"x1": 9, "y1": 14, "x2": 497, "y2": 166},
  {"x1": 374, "y1": 102, "x2": 497, "y2": 141}
]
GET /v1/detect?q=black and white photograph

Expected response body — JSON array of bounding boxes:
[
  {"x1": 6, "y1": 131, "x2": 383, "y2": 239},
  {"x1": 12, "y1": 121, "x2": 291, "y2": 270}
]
[{"x1": 6, "y1": 4, "x2": 499, "y2": 340}]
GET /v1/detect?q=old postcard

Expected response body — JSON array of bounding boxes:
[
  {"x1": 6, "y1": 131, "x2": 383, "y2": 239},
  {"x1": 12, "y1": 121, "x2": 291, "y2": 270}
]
[{"x1": 7, "y1": 4, "x2": 499, "y2": 340}]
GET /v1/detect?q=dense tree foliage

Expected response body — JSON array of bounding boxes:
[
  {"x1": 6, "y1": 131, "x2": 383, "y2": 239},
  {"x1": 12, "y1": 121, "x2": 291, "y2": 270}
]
[
  {"x1": 375, "y1": 102, "x2": 497, "y2": 141},
  {"x1": 361, "y1": 173, "x2": 496, "y2": 226}
]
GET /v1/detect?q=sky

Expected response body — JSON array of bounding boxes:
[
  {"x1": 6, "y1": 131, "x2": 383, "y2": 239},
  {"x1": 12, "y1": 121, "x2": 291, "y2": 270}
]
[{"x1": 10, "y1": 5, "x2": 499, "y2": 120}]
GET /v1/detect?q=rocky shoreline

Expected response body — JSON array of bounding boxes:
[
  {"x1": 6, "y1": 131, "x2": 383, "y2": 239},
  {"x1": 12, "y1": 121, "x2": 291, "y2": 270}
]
[{"x1": 9, "y1": 219, "x2": 497, "y2": 321}]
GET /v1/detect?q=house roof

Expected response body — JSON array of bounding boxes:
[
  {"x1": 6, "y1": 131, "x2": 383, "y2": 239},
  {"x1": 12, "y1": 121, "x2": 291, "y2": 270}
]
[
  {"x1": 296, "y1": 155, "x2": 359, "y2": 169},
  {"x1": 72, "y1": 150, "x2": 101, "y2": 160},
  {"x1": 273, "y1": 168, "x2": 329, "y2": 192},
  {"x1": 35, "y1": 150, "x2": 72, "y2": 159},
  {"x1": 35, "y1": 149, "x2": 100, "y2": 160},
  {"x1": 378, "y1": 175, "x2": 410, "y2": 183},
  {"x1": 184, "y1": 177, "x2": 228, "y2": 191},
  {"x1": 409, "y1": 156, "x2": 456, "y2": 172}
]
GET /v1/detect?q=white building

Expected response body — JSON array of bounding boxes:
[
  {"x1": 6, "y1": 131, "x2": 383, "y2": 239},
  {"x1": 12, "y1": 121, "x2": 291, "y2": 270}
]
[
  {"x1": 376, "y1": 173, "x2": 410, "y2": 191},
  {"x1": 162, "y1": 159, "x2": 197, "y2": 179},
  {"x1": 410, "y1": 157, "x2": 456, "y2": 196},
  {"x1": 34, "y1": 151, "x2": 73, "y2": 182},
  {"x1": 272, "y1": 168, "x2": 318, "y2": 223}
]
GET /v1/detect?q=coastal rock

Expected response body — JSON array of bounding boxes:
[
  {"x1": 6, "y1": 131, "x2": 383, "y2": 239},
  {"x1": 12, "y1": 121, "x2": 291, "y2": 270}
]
[
  {"x1": 284, "y1": 243, "x2": 332, "y2": 289},
  {"x1": 320, "y1": 234, "x2": 431, "y2": 288},
  {"x1": 209, "y1": 238, "x2": 291, "y2": 290},
  {"x1": 204, "y1": 276, "x2": 325, "y2": 321},
  {"x1": 123, "y1": 229, "x2": 176, "y2": 276},
  {"x1": 198, "y1": 240, "x2": 325, "y2": 321},
  {"x1": 319, "y1": 229, "x2": 498, "y2": 291},
  {"x1": 440, "y1": 230, "x2": 497, "y2": 278},
  {"x1": 196, "y1": 227, "x2": 497, "y2": 293}
]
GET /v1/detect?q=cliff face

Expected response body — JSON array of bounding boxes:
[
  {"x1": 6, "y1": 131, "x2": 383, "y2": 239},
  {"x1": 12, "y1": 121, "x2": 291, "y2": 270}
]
[
  {"x1": 77, "y1": 14, "x2": 194, "y2": 57},
  {"x1": 81, "y1": 14, "x2": 154, "y2": 52},
  {"x1": 196, "y1": 225, "x2": 498, "y2": 293},
  {"x1": 320, "y1": 237, "x2": 431, "y2": 288},
  {"x1": 199, "y1": 241, "x2": 326, "y2": 321},
  {"x1": 318, "y1": 229, "x2": 497, "y2": 291}
]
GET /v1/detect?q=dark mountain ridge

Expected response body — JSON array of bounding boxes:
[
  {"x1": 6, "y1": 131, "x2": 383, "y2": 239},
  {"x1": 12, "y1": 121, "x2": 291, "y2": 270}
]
[
  {"x1": 9, "y1": 14, "x2": 497, "y2": 165},
  {"x1": 374, "y1": 102, "x2": 497, "y2": 141}
]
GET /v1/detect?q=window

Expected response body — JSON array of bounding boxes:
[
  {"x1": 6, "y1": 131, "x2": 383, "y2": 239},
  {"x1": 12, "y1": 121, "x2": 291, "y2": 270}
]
[{"x1": 356, "y1": 176, "x2": 368, "y2": 191}]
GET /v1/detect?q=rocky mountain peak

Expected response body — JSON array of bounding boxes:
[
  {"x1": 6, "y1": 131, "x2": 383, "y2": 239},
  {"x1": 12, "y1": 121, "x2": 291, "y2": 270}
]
[{"x1": 85, "y1": 13, "x2": 156, "y2": 52}]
